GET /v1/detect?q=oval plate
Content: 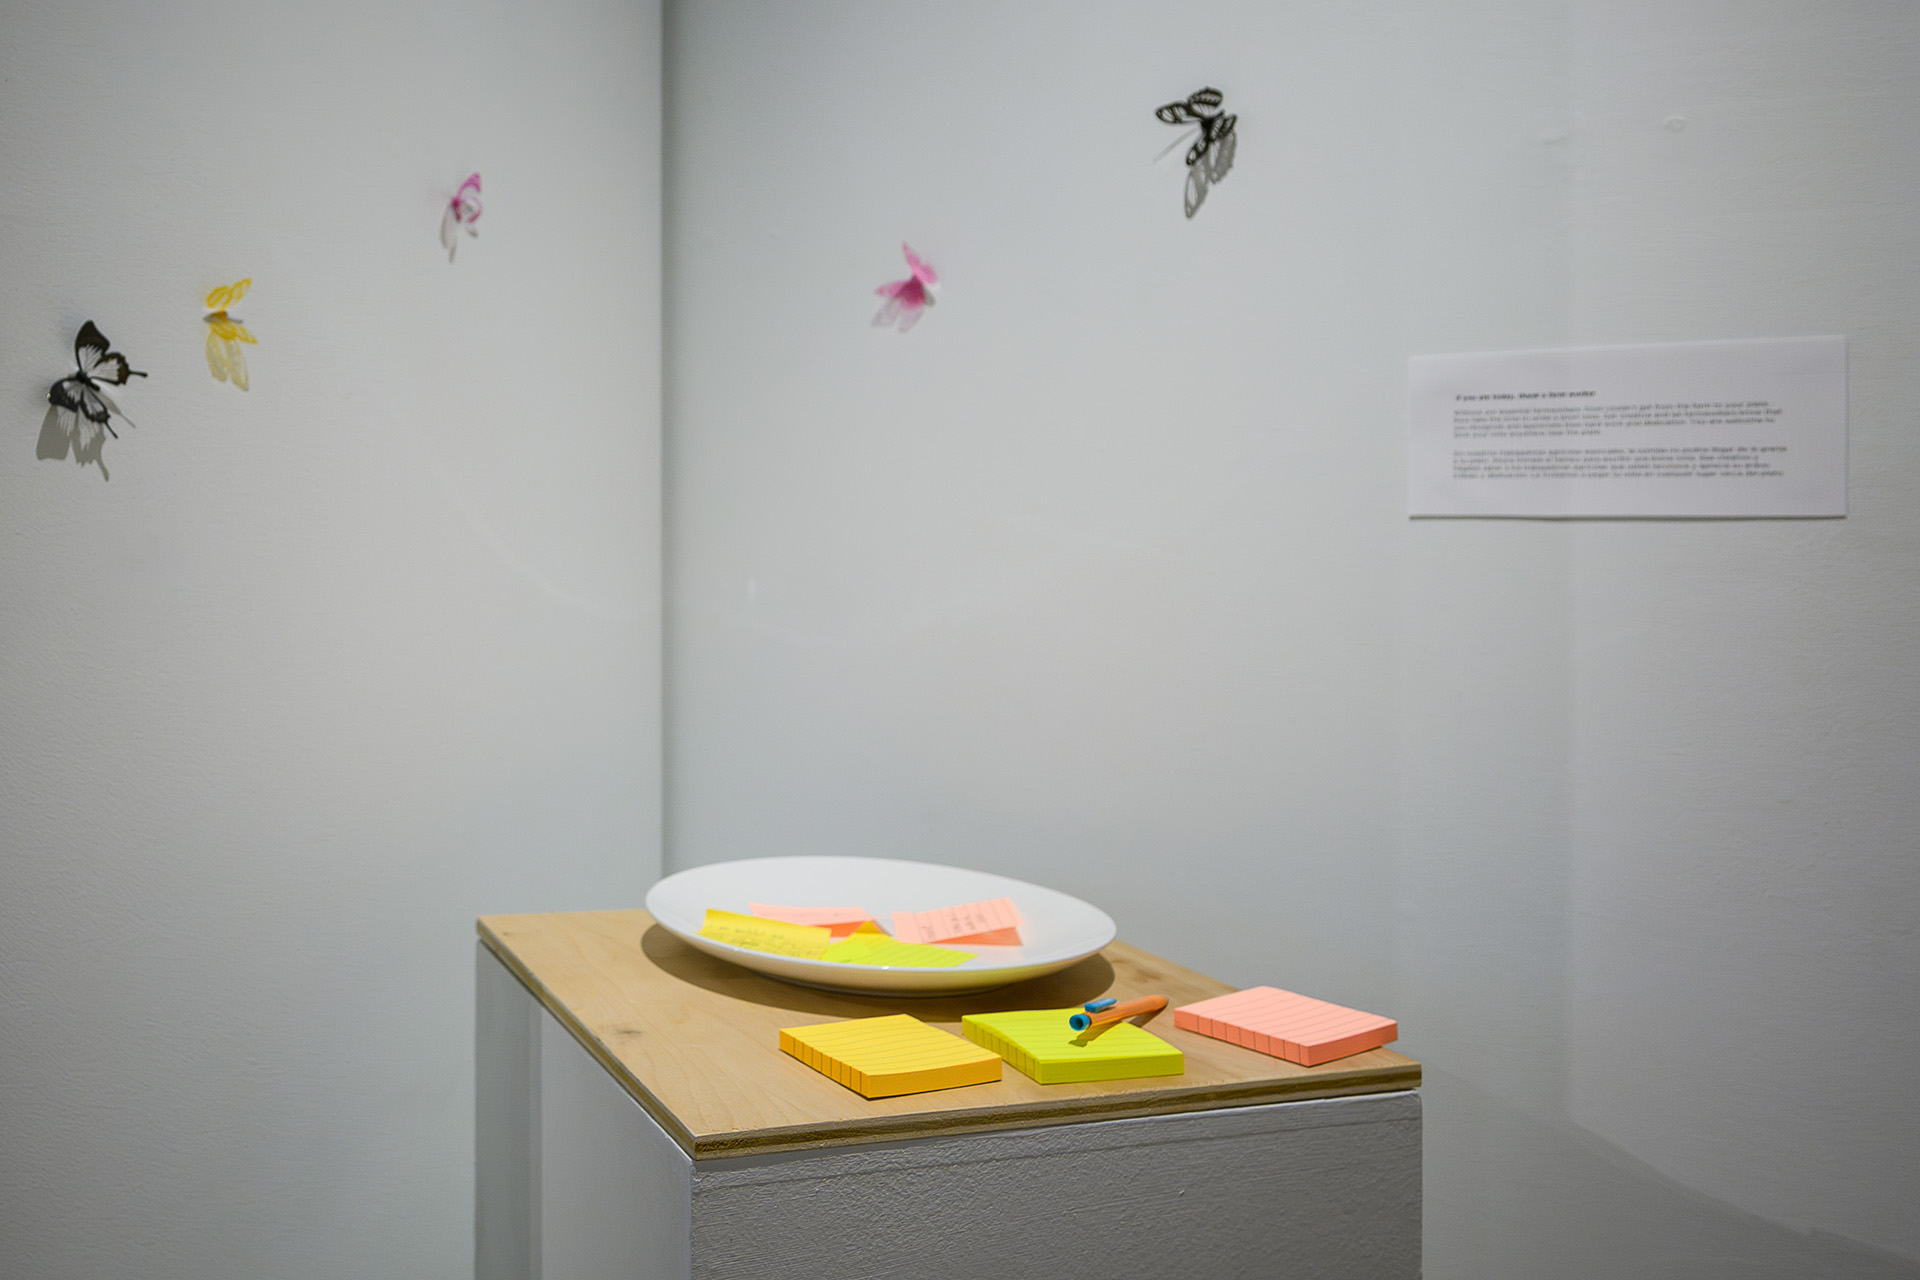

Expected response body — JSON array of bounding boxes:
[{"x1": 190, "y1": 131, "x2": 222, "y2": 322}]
[{"x1": 645, "y1": 856, "x2": 1116, "y2": 995}]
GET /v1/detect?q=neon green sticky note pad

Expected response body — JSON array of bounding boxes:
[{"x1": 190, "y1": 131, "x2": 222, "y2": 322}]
[{"x1": 960, "y1": 1009, "x2": 1185, "y2": 1084}]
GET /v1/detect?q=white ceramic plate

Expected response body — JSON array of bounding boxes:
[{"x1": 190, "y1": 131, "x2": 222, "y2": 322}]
[{"x1": 645, "y1": 856, "x2": 1116, "y2": 995}]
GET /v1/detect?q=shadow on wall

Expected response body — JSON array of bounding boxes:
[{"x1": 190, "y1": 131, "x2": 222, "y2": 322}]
[
  {"x1": 1184, "y1": 131, "x2": 1237, "y2": 220},
  {"x1": 1422, "y1": 1065, "x2": 1920, "y2": 1280},
  {"x1": 36, "y1": 405, "x2": 111, "y2": 481}
]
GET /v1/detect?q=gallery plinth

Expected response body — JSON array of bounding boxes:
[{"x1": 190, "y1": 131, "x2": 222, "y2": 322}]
[{"x1": 476, "y1": 910, "x2": 1422, "y2": 1279}]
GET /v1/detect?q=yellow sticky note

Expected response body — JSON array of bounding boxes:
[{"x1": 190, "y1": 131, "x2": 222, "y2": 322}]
[
  {"x1": 698, "y1": 908, "x2": 831, "y2": 959},
  {"x1": 820, "y1": 934, "x2": 975, "y2": 968},
  {"x1": 780, "y1": 1014, "x2": 1002, "y2": 1098}
]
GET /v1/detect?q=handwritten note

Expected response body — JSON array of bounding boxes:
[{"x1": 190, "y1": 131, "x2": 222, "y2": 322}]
[
  {"x1": 780, "y1": 1014, "x2": 1001, "y2": 1098},
  {"x1": 821, "y1": 935, "x2": 975, "y2": 968},
  {"x1": 749, "y1": 903, "x2": 879, "y2": 937},
  {"x1": 698, "y1": 908, "x2": 831, "y2": 959},
  {"x1": 891, "y1": 897, "x2": 1023, "y2": 947}
]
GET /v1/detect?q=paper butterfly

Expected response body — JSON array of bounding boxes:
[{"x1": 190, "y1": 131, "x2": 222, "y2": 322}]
[
  {"x1": 203, "y1": 279, "x2": 257, "y2": 390},
  {"x1": 1155, "y1": 87, "x2": 1237, "y2": 169},
  {"x1": 442, "y1": 173, "x2": 482, "y2": 261},
  {"x1": 874, "y1": 243, "x2": 938, "y2": 332},
  {"x1": 48, "y1": 320, "x2": 146, "y2": 439}
]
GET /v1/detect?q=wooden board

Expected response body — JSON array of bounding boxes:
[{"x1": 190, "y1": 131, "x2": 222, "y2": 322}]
[{"x1": 477, "y1": 910, "x2": 1420, "y2": 1160}]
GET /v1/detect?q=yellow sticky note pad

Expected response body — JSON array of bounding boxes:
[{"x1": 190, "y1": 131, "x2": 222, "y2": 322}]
[
  {"x1": 780, "y1": 1015, "x2": 1003, "y2": 1098},
  {"x1": 820, "y1": 934, "x2": 975, "y2": 968},
  {"x1": 698, "y1": 908, "x2": 831, "y2": 959},
  {"x1": 961, "y1": 1009, "x2": 1185, "y2": 1084}
]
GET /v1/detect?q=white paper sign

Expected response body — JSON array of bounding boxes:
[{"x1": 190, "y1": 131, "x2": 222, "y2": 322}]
[{"x1": 1408, "y1": 337, "x2": 1846, "y2": 517}]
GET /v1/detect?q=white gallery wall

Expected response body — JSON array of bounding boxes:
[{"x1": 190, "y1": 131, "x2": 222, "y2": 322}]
[
  {"x1": 665, "y1": 2, "x2": 1920, "y2": 1276},
  {"x1": 0, "y1": 1, "x2": 661, "y2": 1277}
]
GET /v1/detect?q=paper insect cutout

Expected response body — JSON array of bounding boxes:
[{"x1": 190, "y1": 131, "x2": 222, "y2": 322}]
[
  {"x1": 48, "y1": 321, "x2": 146, "y2": 438},
  {"x1": 442, "y1": 173, "x2": 483, "y2": 261},
  {"x1": 203, "y1": 279, "x2": 257, "y2": 390},
  {"x1": 40, "y1": 321, "x2": 146, "y2": 479},
  {"x1": 1155, "y1": 87, "x2": 1238, "y2": 218},
  {"x1": 874, "y1": 243, "x2": 938, "y2": 332}
]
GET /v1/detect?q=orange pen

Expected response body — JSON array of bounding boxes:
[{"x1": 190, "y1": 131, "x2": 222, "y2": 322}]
[{"x1": 1069, "y1": 994, "x2": 1168, "y2": 1032}]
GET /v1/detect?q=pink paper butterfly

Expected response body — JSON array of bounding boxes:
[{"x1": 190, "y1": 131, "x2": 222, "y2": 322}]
[
  {"x1": 441, "y1": 173, "x2": 483, "y2": 261},
  {"x1": 873, "y1": 243, "x2": 938, "y2": 331}
]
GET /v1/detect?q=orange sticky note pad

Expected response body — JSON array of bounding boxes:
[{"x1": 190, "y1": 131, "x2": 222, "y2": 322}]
[
  {"x1": 891, "y1": 896, "x2": 1023, "y2": 947},
  {"x1": 749, "y1": 903, "x2": 882, "y2": 938},
  {"x1": 1172, "y1": 987, "x2": 1398, "y2": 1067}
]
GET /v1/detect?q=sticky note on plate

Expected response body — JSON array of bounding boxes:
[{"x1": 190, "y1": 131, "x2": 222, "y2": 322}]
[
  {"x1": 821, "y1": 934, "x2": 975, "y2": 967},
  {"x1": 781, "y1": 1014, "x2": 1002, "y2": 1098},
  {"x1": 1173, "y1": 986, "x2": 1397, "y2": 1067},
  {"x1": 891, "y1": 896, "x2": 1023, "y2": 947},
  {"x1": 748, "y1": 903, "x2": 881, "y2": 937},
  {"x1": 698, "y1": 908, "x2": 831, "y2": 959},
  {"x1": 961, "y1": 1009, "x2": 1184, "y2": 1084}
]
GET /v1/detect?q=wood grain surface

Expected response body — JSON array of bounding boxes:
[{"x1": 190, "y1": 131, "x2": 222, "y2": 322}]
[{"x1": 477, "y1": 910, "x2": 1420, "y2": 1159}]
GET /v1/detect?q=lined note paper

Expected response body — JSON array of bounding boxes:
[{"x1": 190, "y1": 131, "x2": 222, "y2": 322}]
[
  {"x1": 820, "y1": 934, "x2": 975, "y2": 968},
  {"x1": 698, "y1": 908, "x2": 831, "y2": 959},
  {"x1": 1173, "y1": 987, "x2": 1397, "y2": 1067},
  {"x1": 749, "y1": 903, "x2": 879, "y2": 937},
  {"x1": 960, "y1": 1009, "x2": 1184, "y2": 1084},
  {"x1": 780, "y1": 1014, "x2": 1003, "y2": 1098},
  {"x1": 891, "y1": 897, "x2": 1023, "y2": 947}
]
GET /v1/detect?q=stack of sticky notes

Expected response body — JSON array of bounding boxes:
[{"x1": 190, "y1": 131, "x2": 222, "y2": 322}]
[
  {"x1": 748, "y1": 903, "x2": 882, "y2": 937},
  {"x1": 699, "y1": 900, "x2": 1002, "y2": 967},
  {"x1": 960, "y1": 1009, "x2": 1184, "y2": 1084},
  {"x1": 1173, "y1": 986, "x2": 1398, "y2": 1066},
  {"x1": 891, "y1": 896, "x2": 1023, "y2": 947},
  {"x1": 780, "y1": 1014, "x2": 1003, "y2": 1098}
]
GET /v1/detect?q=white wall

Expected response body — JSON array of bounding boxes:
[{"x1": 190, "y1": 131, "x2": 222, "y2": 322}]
[
  {"x1": 664, "y1": 2, "x2": 1920, "y2": 1275},
  {"x1": 0, "y1": 1, "x2": 661, "y2": 1277}
]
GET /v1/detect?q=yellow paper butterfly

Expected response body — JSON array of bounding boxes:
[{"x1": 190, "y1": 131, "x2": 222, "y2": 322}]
[{"x1": 203, "y1": 278, "x2": 257, "y2": 390}]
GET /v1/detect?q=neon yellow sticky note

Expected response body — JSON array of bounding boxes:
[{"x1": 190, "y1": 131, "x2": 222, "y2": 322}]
[
  {"x1": 961, "y1": 1009, "x2": 1185, "y2": 1084},
  {"x1": 820, "y1": 934, "x2": 975, "y2": 968},
  {"x1": 780, "y1": 1014, "x2": 1002, "y2": 1098},
  {"x1": 698, "y1": 908, "x2": 831, "y2": 959}
]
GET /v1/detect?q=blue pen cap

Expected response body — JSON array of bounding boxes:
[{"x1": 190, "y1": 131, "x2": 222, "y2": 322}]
[
  {"x1": 1069, "y1": 1012, "x2": 1093, "y2": 1031},
  {"x1": 1084, "y1": 998, "x2": 1117, "y2": 1013}
]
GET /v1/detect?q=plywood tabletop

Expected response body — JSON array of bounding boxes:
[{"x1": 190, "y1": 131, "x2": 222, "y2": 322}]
[{"x1": 477, "y1": 910, "x2": 1419, "y2": 1160}]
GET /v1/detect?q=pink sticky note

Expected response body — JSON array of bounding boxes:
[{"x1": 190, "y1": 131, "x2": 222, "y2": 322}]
[
  {"x1": 1173, "y1": 987, "x2": 1397, "y2": 1067},
  {"x1": 890, "y1": 897, "x2": 1023, "y2": 947},
  {"x1": 749, "y1": 904, "x2": 880, "y2": 938}
]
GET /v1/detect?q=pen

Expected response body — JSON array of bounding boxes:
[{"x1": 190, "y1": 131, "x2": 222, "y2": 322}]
[{"x1": 1069, "y1": 994, "x2": 1167, "y2": 1032}]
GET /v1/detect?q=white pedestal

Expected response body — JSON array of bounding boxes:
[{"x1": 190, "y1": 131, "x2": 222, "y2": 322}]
[{"x1": 478, "y1": 945, "x2": 1421, "y2": 1280}]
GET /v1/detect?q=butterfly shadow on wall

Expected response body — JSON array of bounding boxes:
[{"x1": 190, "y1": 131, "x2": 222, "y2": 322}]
[{"x1": 1183, "y1": 128, "x2": 1236, "y2": 219}]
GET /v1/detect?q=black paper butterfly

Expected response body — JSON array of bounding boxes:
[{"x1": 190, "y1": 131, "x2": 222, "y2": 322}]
[
  {"x1": 48, "y1": 321, "x2": 146, "y2": 438},
  {"x1": 1155, "y1": 87, "x2": 1237, "y2": 169}
]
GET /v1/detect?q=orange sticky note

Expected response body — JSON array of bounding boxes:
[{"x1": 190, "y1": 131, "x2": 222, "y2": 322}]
[
  {"x1": 749, "y1": 903, "x2": 880, "y2": 938},
  {"x1": 891, "y1": 896, "x2": 1023, "y2": 947},
  {"x1": 1172, "y1": 987, "x2": 1398, "y2": 1067}
]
